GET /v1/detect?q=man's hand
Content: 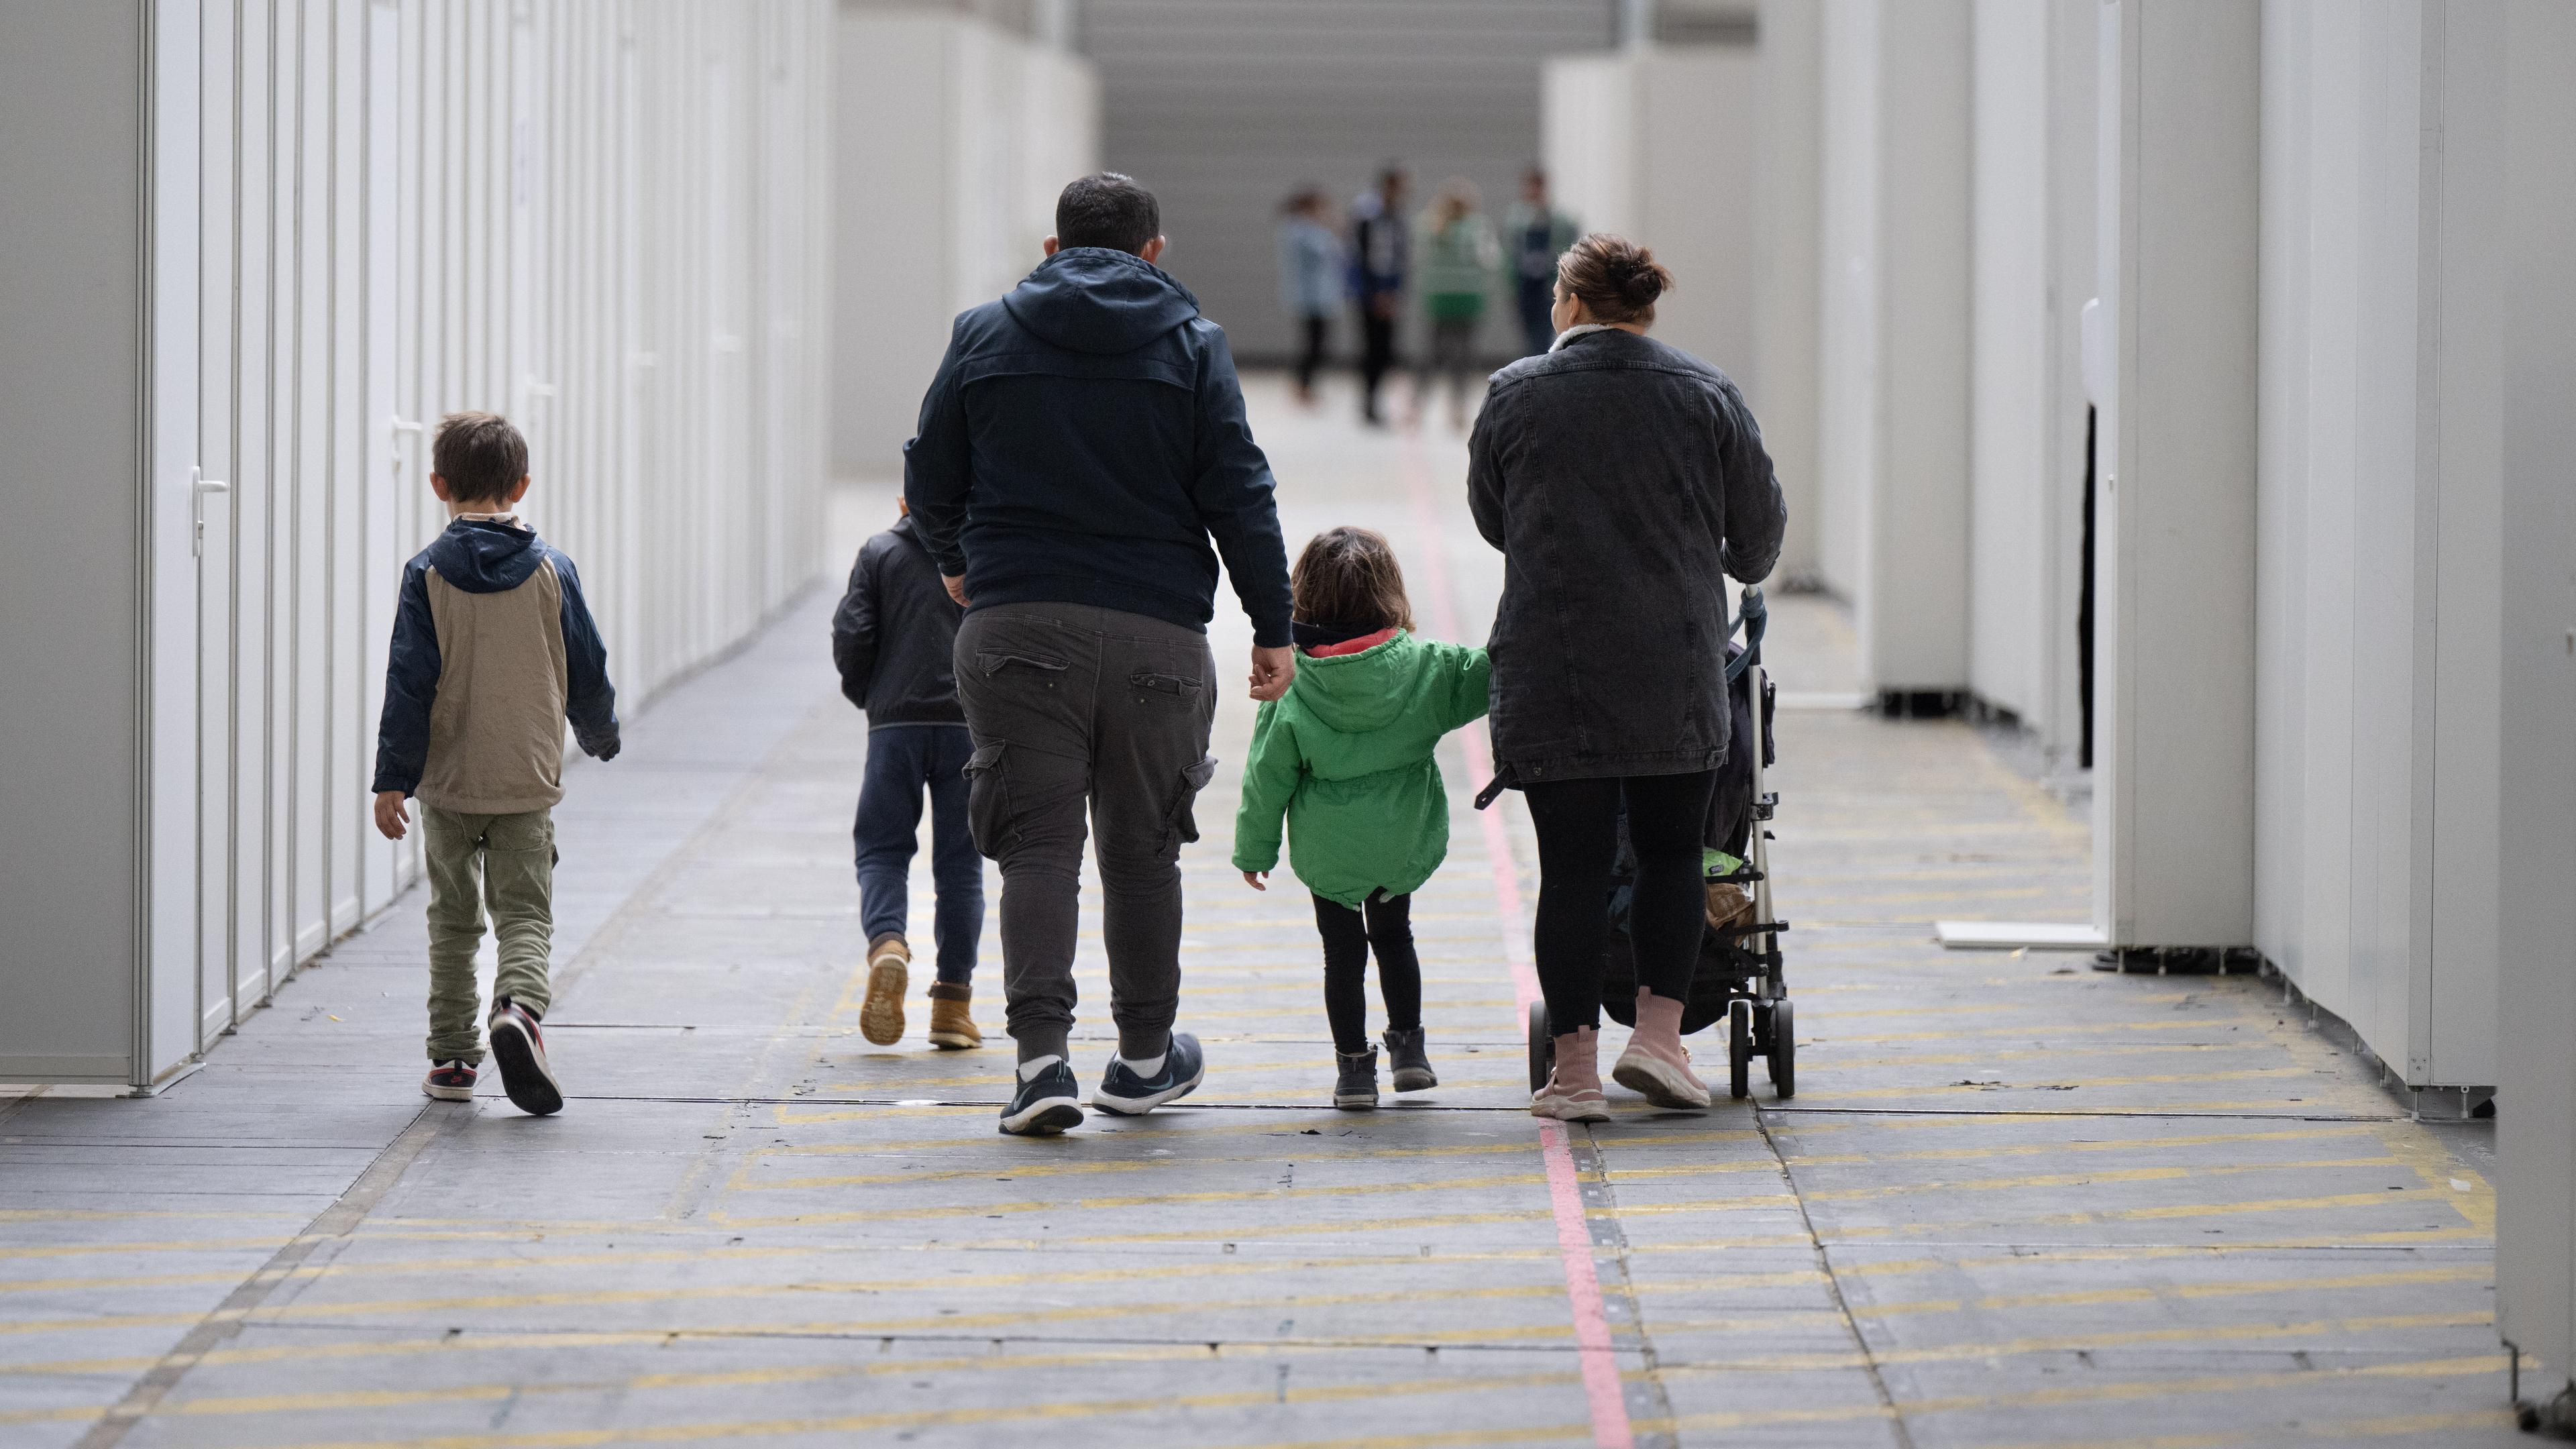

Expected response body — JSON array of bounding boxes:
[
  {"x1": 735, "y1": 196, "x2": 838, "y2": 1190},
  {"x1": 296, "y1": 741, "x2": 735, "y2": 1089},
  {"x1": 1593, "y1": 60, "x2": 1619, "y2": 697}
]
[
  {"x1": 1249, "y1": 645, "x2": 1296, "y2": 701},
  {"x1": 942, "y1": 574, "x2": 970, "y2": 608},
  {"x1": 373, "y1": 791, "x2": 410, "y2": 842},
  {"x1": 1242, "y1": 869, "x2": 1268, "y2": 892}
]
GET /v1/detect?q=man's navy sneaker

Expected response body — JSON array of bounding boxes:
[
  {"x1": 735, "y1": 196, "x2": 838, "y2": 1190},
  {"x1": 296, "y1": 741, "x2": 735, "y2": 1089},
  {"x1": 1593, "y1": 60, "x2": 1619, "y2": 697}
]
[
  {"x1": 1092, "y1": 1032, "x2": 1205, "y2": 1116},
  {"x1": 1000, "y1": 1059, "x2": 1085, "y2": 1136}
]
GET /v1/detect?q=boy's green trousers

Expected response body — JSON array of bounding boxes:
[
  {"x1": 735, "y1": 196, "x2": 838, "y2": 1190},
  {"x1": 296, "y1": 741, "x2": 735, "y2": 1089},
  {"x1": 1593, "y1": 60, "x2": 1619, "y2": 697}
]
[{"x1": 420, "y1": 805, "x2": 556, "y2": 1063}]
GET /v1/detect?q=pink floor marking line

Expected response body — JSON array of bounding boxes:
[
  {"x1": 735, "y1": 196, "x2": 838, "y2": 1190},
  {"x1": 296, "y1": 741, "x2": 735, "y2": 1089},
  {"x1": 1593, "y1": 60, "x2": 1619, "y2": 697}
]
[{"x1": 1401, "y1": 432, "x2": 1636, "y2": 1449}]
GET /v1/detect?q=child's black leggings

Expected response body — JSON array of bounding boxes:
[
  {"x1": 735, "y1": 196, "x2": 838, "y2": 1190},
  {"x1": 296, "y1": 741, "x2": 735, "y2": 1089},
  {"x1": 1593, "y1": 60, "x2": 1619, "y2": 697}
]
[
  {"x1": 1311, "y1": 891, "x2": 1422, "y2": 1054},
  {"x1": 1524, "y1": 770, "x2": 1717, "y2": 1033}
]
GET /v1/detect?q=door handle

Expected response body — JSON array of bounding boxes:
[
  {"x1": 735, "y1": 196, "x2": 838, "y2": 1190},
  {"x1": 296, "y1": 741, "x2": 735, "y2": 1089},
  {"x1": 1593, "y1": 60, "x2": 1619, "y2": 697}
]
[{"x1": 191, "y1": 466, "x2": 229, "y2": 557}]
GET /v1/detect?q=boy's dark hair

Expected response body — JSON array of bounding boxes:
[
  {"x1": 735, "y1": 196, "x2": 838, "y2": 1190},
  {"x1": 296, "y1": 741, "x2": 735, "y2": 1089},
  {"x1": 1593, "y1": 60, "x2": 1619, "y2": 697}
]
[
  {"x1": 432, "y1": 411, "x2": 529, "y2": 506},
  {"x1": 1291, "y1": 527, "x2": 1415, "y2": 633},
  {"x1": 1055, "y1": 172, "x2": 1161, "y2": 254}
]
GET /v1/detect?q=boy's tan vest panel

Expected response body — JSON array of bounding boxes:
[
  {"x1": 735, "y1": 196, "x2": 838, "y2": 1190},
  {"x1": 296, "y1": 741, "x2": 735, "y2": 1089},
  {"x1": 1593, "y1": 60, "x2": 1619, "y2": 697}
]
[{"x1": 416, "y1": 559, "x2": 570, "y2": 814}]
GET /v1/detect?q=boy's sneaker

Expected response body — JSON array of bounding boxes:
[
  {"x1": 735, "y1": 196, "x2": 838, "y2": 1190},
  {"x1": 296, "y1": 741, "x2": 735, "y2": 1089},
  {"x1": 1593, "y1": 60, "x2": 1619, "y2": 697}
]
[
  {"x1": 422, "y1": 1061, "x2": 477, "y2": 1102},
  {"x1": 1093, "y1": 1032, "x2": 1206, "y2": 1116},
  {"x1": 860, "y1": 935, "x2": 910, "y2": 1046},
  {"x1": 1000, "y1": 1059, "x2": 1085, "y2": 1136},
  {"x1": 1334, "y1": 1048, "x2": 1380, "y2": 1110},
  {"x1": 925, "y1": 981, "x2": 981, "y2": 1050},
  {"x1": 486, "y1": 999, "x2": 565, "y2": 1116},
  {"x1": 1383, "y1": 1028, "x2": 1437, "y2": 1092}
]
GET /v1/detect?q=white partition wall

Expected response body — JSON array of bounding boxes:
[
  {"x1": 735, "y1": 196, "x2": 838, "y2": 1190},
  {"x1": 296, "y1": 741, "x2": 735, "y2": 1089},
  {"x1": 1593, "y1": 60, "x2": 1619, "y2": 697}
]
[
  {"x1": 2495, "y1": 0, "x2": 2576, "y2": 1398},
  {"x1": 0, "y1": 0, "x2": 835, "y2": 1089},
  {"x1": 1966, "y1": 0, "x2": 2092, "y2": 751},
  {"x1": 833, "y1": 7, "x2": 1099, "y2": 478},
  {"x1": 1816, "y1": 0, "x2": 1973, "y2": 694},
  {"x1": 1754, "y1": 0, "x2": 1824, "y2": 588},
  {"x1": 2252, "y1": 0, "x2": 2504, "y2": 1090},
  {"x1": 1542, "y1": 44, "x2": 1762, "y2": 381},
  {"x1": 2094, "y1": 0, "x2": 2260, "y2": 949}
]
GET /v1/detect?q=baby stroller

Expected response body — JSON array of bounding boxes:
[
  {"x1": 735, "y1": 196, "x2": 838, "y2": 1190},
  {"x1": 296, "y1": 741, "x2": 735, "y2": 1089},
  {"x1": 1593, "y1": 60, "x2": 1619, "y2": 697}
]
[{"x1": 1525, "y1": 586, "x2": 1793, "y2": 1100}]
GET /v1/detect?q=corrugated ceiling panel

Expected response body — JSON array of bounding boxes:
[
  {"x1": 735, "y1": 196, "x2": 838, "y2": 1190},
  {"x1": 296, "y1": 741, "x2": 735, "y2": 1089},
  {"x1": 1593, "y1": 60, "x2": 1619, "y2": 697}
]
[{"x1": 1083, "y1": 0, "x2": 1615, "y2": 360}]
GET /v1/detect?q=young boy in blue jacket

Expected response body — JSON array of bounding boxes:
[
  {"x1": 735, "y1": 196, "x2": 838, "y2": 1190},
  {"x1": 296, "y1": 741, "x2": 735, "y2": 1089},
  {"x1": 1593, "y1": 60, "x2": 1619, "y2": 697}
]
[
  {"x1": 370, "y1": 412, "x2": 620, "y2": 1116},
  {"x1": 832, "y1": 501, "x2": 985, "y2": 1050}
]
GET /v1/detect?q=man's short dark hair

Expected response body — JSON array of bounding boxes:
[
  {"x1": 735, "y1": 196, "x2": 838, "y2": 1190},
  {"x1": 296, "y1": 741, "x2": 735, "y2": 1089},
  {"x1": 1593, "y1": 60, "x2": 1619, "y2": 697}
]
[
  {"x1": 1055, "y1": 172, "x2": 1161, "y2": 254},
  {"x1": 432, "y1": 411, "x2": 529, "y2": 505}
]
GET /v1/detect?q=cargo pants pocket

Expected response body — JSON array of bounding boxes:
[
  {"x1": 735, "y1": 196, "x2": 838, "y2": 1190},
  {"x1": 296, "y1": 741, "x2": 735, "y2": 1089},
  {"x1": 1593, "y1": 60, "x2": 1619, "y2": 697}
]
[
  {"x1": 1161, "y1": 755, "x2": 1220, "y2": 851},
  {"x1": 962, "y1": 743, "x2": 1013, "y2": 859}
]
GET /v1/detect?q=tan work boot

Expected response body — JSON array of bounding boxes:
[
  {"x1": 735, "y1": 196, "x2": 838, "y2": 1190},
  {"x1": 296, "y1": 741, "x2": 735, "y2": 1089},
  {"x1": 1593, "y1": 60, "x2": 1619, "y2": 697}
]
[
  {"x1": 859, "y1": 934, "x2": 909, "y2": 1046},
  {"x1": 925, "y1": 981, "x2": 982, "y2": 1049}
]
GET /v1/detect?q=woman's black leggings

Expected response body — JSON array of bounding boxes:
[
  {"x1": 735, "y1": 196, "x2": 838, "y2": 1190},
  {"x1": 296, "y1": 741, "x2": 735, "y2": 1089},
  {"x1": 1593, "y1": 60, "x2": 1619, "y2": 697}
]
[
  {"x1": 1312, "y1": 891, "x2": 1421, "y2": 1054},
  {"x1": 1524, "y1": 771, "x2": 1717, "y2": 1033}
]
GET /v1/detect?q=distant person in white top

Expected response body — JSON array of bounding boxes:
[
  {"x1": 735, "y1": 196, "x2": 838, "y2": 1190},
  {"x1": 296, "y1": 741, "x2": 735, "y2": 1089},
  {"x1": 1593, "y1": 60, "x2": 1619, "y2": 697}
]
[{"x1": 1277, "y1": 184, "x2": 1344, "y2": 407}]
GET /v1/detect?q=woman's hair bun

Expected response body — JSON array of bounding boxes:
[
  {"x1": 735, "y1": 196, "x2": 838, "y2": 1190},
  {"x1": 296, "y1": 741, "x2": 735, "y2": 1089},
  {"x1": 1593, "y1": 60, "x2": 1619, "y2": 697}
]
[{"x1": 1555, "y1": 232, "x2": 1674, "y2": 325}]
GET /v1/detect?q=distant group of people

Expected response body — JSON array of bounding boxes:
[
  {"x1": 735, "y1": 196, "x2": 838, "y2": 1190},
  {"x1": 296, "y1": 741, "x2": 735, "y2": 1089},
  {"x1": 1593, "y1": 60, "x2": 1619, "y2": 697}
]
[
  {"x1": 1279, "y1": 163, "x2": 1580, "y2": 428},
  {"x1": 368, "y1": 170, "x2": 1783, "y2": 1139}
]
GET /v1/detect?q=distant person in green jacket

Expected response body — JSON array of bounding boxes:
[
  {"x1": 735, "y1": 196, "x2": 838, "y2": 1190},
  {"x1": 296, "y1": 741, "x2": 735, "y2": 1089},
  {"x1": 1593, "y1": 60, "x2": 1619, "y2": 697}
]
[
  {"x1": 1413, "y1": 178, "x2": 1500, "y2": 432},
  {"x1": 1233, "y1": 527, "x2": 1492, "y2": 1109}
]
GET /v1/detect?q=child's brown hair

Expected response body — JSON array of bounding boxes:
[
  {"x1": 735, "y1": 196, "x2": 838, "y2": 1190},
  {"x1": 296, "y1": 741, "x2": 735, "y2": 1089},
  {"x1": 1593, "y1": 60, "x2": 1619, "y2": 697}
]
[
  {"x1": 432, "y1": 411, "x2": 529, "y2": 506},
  {"x1": 1291, "y1": 527, "x2": 1415, "y2": 633}
]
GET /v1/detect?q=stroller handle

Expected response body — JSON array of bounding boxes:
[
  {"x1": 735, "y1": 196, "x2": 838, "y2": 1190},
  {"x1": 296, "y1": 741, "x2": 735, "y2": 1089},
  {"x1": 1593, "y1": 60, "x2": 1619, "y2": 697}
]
[{"x1": 1725, "y1": 585, "x2": 1767, "y2": 683}]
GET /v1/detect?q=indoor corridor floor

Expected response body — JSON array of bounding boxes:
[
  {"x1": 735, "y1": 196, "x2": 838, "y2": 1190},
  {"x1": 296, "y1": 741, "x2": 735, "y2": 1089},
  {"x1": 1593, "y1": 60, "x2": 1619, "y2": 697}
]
[{"x1": 1, "y1": 376, "x2": 2520, "y2": 1448}]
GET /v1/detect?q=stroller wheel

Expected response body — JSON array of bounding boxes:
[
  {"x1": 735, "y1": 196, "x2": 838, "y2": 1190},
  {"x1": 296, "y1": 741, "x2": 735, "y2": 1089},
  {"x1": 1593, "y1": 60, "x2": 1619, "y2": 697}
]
[
  {"x1": 1527, "y1": 1000, "x2": 1554, "y2": 1095},
  {"x1": 1767, "y1": 999, "x2": 1796, "y2": 1099},
  {"x1": 1727, "y1": 998, "x2": 1753, "y2": 1101}
]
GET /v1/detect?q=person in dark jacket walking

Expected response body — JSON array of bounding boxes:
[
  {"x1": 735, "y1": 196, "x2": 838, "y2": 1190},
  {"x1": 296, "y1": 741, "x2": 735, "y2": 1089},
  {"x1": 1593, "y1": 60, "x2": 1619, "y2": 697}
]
[
  {"x1": 833, "y1": 502, "x2": 985, "y2": 1053},
  {"x1": 1468, "y1": 233, "x2": 1786, "y2": 1122},
  {"x1": 1348, "y1": 165, "x2": 1410, "y2": 426},
  {"x1": 906, "y1": 172, "x2": 1297, "y2": 1136}
]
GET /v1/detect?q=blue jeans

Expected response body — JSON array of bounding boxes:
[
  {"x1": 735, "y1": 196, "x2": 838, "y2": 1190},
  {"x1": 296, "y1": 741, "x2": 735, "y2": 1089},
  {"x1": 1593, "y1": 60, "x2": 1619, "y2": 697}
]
[{"x1": 854, "y1": 723, "x2": 984, "y2": 984}]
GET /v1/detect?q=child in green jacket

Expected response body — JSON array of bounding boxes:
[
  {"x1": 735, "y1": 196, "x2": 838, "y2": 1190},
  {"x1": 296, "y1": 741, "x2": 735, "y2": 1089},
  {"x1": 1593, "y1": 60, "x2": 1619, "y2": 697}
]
[{"x1": 1234, "y1": 527, "x2": 1492, "y2": 1108}]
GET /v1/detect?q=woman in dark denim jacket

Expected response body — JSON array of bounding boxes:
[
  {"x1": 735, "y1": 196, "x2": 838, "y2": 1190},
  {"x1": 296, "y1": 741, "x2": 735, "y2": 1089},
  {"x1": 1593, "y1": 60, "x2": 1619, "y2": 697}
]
[{"x1": 1466, "y1": 233, "x2": 1788, "y2": 1121}]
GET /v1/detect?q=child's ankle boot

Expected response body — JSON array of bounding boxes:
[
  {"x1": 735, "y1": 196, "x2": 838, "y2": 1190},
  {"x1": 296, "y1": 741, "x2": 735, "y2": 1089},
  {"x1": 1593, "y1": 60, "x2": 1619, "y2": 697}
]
[
  {"x1": 1334, "y1": 1047, "x2": 1380, "y2": 1110},
  {"x1": 926, "y1": 981, "x2": 981, "y2": 1050},
  {"x1": 860, "y1": 934, "x2": 910, "y2": 1046},
  {"x1": 1382, "y1": 1027, "x2": 1436, "y2": 1091},
  {"x1": 1613, "y1": 987, "x2": 1712, "y2": 1110},
  {"x1": 1531, "y1": 1025, "x2": 1609, "y2": 1122}
]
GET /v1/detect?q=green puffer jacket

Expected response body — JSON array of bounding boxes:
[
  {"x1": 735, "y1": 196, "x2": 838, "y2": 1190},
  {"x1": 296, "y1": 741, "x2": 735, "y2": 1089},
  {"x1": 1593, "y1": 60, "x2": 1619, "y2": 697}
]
[{"x1": 1232, "y1": 631, "x2": 1492, "y2": 908}]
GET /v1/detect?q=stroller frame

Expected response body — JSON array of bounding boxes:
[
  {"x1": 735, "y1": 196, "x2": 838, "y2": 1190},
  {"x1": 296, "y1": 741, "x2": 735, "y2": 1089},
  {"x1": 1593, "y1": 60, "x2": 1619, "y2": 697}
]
[{"x1": 1524, "y1": 587, "x2": 1796, "y2": 1102}]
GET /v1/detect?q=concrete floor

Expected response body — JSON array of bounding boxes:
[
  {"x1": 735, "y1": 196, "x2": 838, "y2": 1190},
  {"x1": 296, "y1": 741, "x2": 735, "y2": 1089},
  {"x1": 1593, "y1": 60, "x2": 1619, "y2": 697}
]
[{"x1": 0, "y1": 376, "x2": 2517, "y2": 1448}]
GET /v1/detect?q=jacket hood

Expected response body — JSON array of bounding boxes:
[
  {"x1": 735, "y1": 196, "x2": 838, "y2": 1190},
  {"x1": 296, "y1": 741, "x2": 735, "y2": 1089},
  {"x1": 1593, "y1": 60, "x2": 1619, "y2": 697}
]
[
  {"x1": 1289, "y1": 631, "x2": 1427, "y2": 735},
  {"x1": 425, "y1": 517, "x2": 545, "y2": 594},
  {"x1": 1001, "y1": 248, "x2": 1201, "y2": 356}
]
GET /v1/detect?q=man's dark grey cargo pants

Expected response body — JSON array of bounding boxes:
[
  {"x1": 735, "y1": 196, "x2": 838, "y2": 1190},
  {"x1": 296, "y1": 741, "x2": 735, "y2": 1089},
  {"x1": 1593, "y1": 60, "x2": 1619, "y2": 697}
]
[{"x1": 955, "y1": 602, "x2": 1220, "y2": 1065}]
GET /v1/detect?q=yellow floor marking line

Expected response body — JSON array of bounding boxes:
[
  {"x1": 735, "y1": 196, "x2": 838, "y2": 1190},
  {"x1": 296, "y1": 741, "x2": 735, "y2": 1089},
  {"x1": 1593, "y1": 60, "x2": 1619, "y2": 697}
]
[
  {"x1": 0, "y1": 1234, "x2": 295, "y2": 1263},
  {"x1": 705, "y1": 1167, "x2": 1560, "y2": 1226},
  {"x1": 1772, "y1": 1122, "x2": 2379, "y2": 1169},
  {"x1": 91, "y1": 1303, "x2": 1596, "y2": 1421},
  {"x1": 1974, "y1": 1407, "x2": 2517, "y2": 1449},
  {"x1": 0, "y1": 1249, "x2": 1549, "y2": 1340},
  {"x1": 1635, "y1": 1352, "x2": 2504, "y2": 1434},
  {"x1": 1839, "y1": 1260, "x2": 2492, "y2": 1321},
  {"x1": 1221, "y1": 1426, "x2": 1593, "y2": 1449},
  {"x1": 1601, "y1": 1154, "x2": 2398, "y2": 1199},
  {"x1": 736, "y1": 1134, "x2": 1766, "y2": 1191},
  {"x1": 1648, "y1": 1307, "x2": 2496, "y2": 1377},
  {"x1": 1789, "y1": 1065, "x2": 2313, "y2": 1102},
  {"x1": 741, "y1": 1124, "x2": 1762, "y2": 1165},
  {"x1": 1809, "y1": 1041, "x2": 2244, "y2": 1071},
  {"x1": 196, "y1": 1365, "x2": 1591, "y2": 1449},
  {"x1": 1815, "y1": 1018, "x2": 2241, "y2": 1045}
]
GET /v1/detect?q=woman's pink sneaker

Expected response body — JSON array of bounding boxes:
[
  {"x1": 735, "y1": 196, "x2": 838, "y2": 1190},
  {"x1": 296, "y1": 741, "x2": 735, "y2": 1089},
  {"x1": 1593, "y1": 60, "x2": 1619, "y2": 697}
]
[
  {"x1": 1530, "y1": 1025, "x2": 1611, "y2": 1122},
  {"x1": 1613, "y1": 988, "x2": 1712, "y2": 1110}
]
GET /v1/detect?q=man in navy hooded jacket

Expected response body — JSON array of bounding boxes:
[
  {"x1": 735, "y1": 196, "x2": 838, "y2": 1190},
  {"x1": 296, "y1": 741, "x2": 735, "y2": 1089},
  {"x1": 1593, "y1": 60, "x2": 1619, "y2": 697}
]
[{"x1": 904, "y1": 172, "x2": 1294, "y2": 1136}]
